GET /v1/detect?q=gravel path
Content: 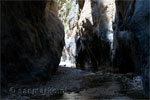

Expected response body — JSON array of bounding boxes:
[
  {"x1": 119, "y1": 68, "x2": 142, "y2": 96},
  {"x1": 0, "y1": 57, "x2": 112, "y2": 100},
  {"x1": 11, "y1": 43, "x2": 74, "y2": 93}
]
[{"x1": 3, "y1": 67, "x2": 147, "y2": 99}]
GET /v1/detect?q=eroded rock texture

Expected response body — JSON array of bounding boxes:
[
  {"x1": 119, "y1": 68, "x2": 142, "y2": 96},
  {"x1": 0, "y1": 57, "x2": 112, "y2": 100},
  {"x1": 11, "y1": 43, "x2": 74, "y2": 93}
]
[
  {"x1": 58, "y1": 0, "x2": 149, "y2": 97},
  {"x1": 113, "y1": 0, "x2": 150, "y2": 96},
  {"x1": 58, "y1": 0, "x2": 77, "y2": 67},
  {"x1": 59, "y1": 0, "x2": 115, "y2": 70},
  {"x1": 1, "y1": 1, "x2": 64, "y2": 85},
  {"x1": 76, "y1": 0, "x2": 115, "y2": 71}
]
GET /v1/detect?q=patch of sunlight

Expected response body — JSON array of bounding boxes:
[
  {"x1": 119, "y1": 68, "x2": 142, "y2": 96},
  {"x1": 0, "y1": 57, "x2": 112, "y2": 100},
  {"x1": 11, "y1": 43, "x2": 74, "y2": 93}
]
[{"x1": 59, "y1": 60, "x2": 76, "y2": 68}]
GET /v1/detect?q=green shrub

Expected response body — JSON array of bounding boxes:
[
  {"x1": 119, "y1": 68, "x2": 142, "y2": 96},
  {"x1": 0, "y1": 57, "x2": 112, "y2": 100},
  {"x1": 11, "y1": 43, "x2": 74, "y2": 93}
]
[{"x1": 65, "y1": 1, "x2": 72, "y2": 16}]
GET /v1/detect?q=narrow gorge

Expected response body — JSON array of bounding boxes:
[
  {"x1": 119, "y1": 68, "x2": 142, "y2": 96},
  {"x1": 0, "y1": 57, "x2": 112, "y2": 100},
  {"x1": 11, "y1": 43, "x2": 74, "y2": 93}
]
[{"x1": 1, "y1": 0, "x2": 150, "y2": 99}]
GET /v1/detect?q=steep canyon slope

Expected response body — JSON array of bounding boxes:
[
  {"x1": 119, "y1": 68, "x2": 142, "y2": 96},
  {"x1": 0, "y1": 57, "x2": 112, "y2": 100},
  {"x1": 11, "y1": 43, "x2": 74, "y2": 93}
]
[
  {"x1": 58, "y1": 0, "x2": 149, "y2": 96},
  {"x1": 114, "y1": 0, "x2": 150, "y2": 96},
  {"x1": 1, "y1": 0, "x2": 149, "y2": 99},
  {"x1": 1, "y1": 0, "x2": 65, "y2": 89}
]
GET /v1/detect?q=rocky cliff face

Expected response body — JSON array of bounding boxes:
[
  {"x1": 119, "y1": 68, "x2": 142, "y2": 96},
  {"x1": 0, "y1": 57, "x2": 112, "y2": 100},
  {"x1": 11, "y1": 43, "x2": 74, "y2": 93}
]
[
  {"x1": 113, "y1": 0, "x2": 150, "y2": 96},
  {"x1": 59, "y1": 0, "x2": 115, "y2": 70},
  {"x1": 58, "y1": 0, "x2": 77, "y2": 67},
  {"x1": 75, "y1": 0, "x2": 115, "y2": 71},
  {"x1": 1, "y1": 1, "x2": 64, "y2": 86},
  {"x1": 58, "y1": 0, "x2": 149, "y2": 96},
  {"x1": 1, "y1": 0, "x2": 149, "y2": 99}
]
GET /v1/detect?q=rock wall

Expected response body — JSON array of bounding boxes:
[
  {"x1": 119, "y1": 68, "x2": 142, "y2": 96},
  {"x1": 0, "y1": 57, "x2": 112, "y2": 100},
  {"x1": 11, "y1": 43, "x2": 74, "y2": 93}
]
[
  {"x1": 76, "y1": 0, "x2": 115, "y2": 71},
  {"x1": 113, "y1": 0, "x2": 150, "y2": 96},
  {"x1": 58, "y1": 0, "x2": 76, "y2": 67},
  {"x1": 58, "y1": 0, "x2": 149, "y2": 96},
  {"x1": 1, "y1": 1, "x2": 64, "y2": 86},
  {"x1": 59, "y1": 0, "x2": 115, "y2": 70}
]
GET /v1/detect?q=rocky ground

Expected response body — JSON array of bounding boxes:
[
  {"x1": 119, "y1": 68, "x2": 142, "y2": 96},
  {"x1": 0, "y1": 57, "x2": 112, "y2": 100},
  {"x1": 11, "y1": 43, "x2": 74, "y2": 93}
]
[{"x1": 2, "y1": 66, "x2": 148, "y2": 100}]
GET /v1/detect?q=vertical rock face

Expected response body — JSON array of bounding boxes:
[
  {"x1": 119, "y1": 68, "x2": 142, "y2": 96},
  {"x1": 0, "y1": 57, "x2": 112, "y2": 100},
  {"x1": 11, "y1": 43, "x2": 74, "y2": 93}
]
[
  {"x1": 58, "y1": 0, "x2": 149, "y2": 96},
  {"x1": 58, "y1": 0, "x2": 77, "y2": 67},
  {"x1": 114, "y1": 0, "x2": 150, "y2": 96},
  {"x1": 75, "y1": 0, "x2": 115, "y2": 70},
  {"x1": 1, "y1": 1, "x2": 65, "y2": 84},
  {"x1": 59, "y1": 0, "x2": 115, "y2": 69}
]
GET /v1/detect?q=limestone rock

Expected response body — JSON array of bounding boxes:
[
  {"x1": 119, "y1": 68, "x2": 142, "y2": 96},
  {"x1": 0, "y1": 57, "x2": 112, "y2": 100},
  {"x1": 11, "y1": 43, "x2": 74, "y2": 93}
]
[
  {"x1": 1, "y1": 1, "x2": 65, "y2": 85},
  {"x1": 75, "y1": 0, "x2": 116, "y2": 70},
  {"x1": 114, "y1": 0, "x2": 150, "y2": 96}
]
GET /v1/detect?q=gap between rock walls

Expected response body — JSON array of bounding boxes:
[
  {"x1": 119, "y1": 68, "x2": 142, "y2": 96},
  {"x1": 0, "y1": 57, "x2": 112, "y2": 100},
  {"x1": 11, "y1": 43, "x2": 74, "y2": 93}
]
[{"x1": 1, "y1": 0, "x2": 150, "y2": 99}]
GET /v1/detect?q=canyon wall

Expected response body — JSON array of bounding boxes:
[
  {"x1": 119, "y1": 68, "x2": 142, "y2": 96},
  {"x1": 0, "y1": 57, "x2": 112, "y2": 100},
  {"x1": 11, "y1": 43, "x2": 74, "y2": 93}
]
[
  {"x1": 58, "y1": 0, "x2": 149, "y2": 96},
  {"x1": 58, "y1": 0, "x2": 77, "y2": 67},
  {"x1": 1, "y1": 0, "x2": 149, "y2": 98},
  {"x1": 59, "y1": 0, "x2": 115, "y2": 70},
  {"x1": 1, "y1": 1, "x2": 65, "y2": 86},
  {"x1": 114, "y1": 0, "x2": 150, "y2": 96},
  {"x1": 75, "y1": 0, "x2": 115, "y2": 71}
]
